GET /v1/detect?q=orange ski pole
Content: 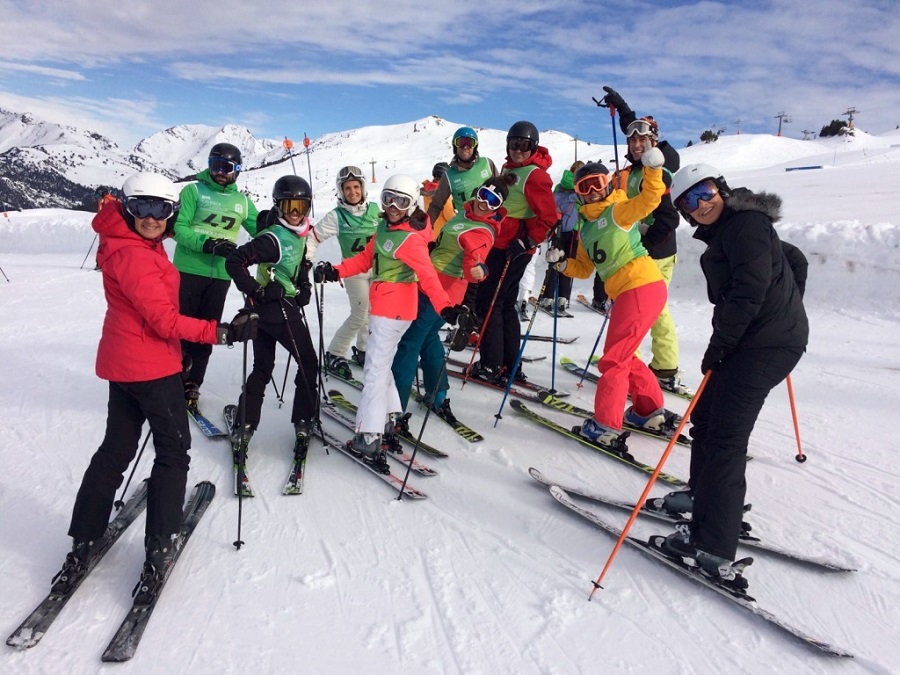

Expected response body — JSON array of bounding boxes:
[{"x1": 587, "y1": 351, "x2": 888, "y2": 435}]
[
  {"x1": 786, "y1": 374, "x2": 806, "y2": 463},
  {"x1": 588, "y1": 371, "x2": 711, "y2": 600}
]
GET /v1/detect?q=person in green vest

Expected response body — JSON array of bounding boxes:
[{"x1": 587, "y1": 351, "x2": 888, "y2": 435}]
[
  {"x1": 426, "y1": 126, "x2": 499, "y2": 228},
  {"x1": 173, "y1": 142, "x2": 259, "y2": 416},
  {"x1": 306, "y1": 166, "x2": 380, "y2": 376},
  {"x1": 224, "y1": 176, "x2": 318, "y2": 461}
]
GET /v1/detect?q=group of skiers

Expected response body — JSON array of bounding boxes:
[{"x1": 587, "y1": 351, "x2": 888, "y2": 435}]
[{"x1": 53, "y1": 85, "x2": 808, "y2": 602}]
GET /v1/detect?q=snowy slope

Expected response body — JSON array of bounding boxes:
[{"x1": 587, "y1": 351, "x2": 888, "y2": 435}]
[{"x1": 0, "y1": 133, "x2": 899, "y2": 674}]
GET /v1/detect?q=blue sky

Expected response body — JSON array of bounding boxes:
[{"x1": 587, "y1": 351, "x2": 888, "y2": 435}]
[{"x1": 1, "y1": 0, "x2": 898, "y2": 150}]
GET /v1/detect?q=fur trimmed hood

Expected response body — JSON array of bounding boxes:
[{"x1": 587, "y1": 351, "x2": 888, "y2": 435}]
[{"x1": 726, "y1": 187, "x2": 782, "y2": 223}]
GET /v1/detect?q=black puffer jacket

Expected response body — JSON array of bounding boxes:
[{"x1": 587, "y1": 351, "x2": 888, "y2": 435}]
[{"x1": 693, "y1": 188, "x2": 808, "y2": 354}]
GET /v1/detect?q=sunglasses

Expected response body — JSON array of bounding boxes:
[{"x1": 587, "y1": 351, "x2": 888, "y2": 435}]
[
  {"x1": 338, "y1": 165, "x2": 365, "y2": 182},
  {"x1": 125, "y1": 197, "x2": 177, "y2": 221},
  {"x1": 508, "y1": 137, "x2": 534, "y2": 153},
  {"x1": 676, "y1": 181, "x2": 719, "y2": 213},
  {"x1": 574, "y1": 173, "x2": 611, "y2": 197},
  {"x1": 209, "y1": 157, "x2": 241, "y2": 175},
  {"x1": 626, "y1": 119, "x2": 657, "y2": 138},
  {"x1": 380, "y1": 189, "x2": 414, "y2": 211},
  {"x1": 454, "y1": 137, "x2": 477, "y2": 150},
  {"x1": 475, "y1": 185, "x2": 503, "y2": 210},
  {"x1": 278, "y1": 198, "x2": 311, "y2": 217}
]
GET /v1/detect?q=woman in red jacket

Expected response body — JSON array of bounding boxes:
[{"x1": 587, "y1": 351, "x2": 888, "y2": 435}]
[
  {"x1": 315, "y1": 175, "x2": 465, "y2": 472},
  {"x1": 55, "y1": 174, "x2": 255, "y2": 602}
]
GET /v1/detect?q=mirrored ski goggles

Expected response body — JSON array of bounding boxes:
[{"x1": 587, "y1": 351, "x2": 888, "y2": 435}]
[
  {"x1": 625, "y1": 119, "x2": 657, "y2": 138},
  {"x1": 508, "y1": 137, "x2": 534, "y2": 153},
  {"x1": 278, "y1": 198, "x2": 311, "y2": 217},
  {"x1": 338, "y1": 165, "x2": 365, "y2": 182},
  {"x1": 453, "y1": 137, "x2": 477, "y2": 150},
  {"x1": 380, "y1": 189, "x2": 414, "y2": 211},
  {"x1": 475, "y1": 185, "x2": 503, "y2": 210},
  {"x1": 676, "y1": 181, "x2": 719, "y2": 213},
  {"x1": 125, "y1": 196, "x2": 177, "y2": 221},
  {"x1": 574, "y1": 173, "x2": 611, "y2": 196},
  {"x1": 209, "y1": 157, "x2": 241, "y2": 175}
]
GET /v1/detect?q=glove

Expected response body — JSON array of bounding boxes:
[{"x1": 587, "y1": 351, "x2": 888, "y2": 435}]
[
  {"x1": 601, "y1": 86, "x2": 627, "y2": 111},
  {"x1": 545, "y1": 246, "x2": 567, "y2": 272},
  {"x1": 440, "y1": 304, "x2": 468, "y2": 326},
  {"x1": 202, "y1": 238, "x2": 237, "y2": 258},
  {"x1": 314, "y1": 261, "x2": 340, "y2": 283},
  {"x1": 180, "y1": 352, "x2": 192, "y2": 382},
  {"x1": 253, "y1": 283, "x2": 284, "y2": 305},
  {"x1": 506, "y1": 239, "x2": 529, "y2": 260},
  {"x1": 296, "y1": 282, "x2": 312, "y2": 307},
  {"x1": 641, "y1": 144, "x2": 665, "y2": 169},
  {"x1": 217, "y1": 309, "x2": 259, "y2": 346},
  {"x1": 701, "y1": 344, "x2": 728, "y2": 374}
]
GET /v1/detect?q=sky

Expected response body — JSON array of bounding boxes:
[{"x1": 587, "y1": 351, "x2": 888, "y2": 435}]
[
  {"x1": 1, "y1": 132, "x2": 899, "y2": 672},
  {"x1": 1, "y1": 0, "x2": 898, "y2": 151}
]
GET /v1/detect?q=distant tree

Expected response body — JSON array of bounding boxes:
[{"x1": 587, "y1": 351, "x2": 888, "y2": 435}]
[
  {"x1": 686, "y1": 140, "x2": 694, "y2": 147},
  {"x1": 819, "y1": 119, "x2": 847, "y2": 137},
  {"x1": 700, "y1": 129, "x2": 720, "y2": 143}
]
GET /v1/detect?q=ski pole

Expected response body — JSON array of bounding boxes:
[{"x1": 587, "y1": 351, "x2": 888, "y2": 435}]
[
  {"x1": 550, "y1": 267, "x2": 560, "y2": 394},
  {"x1": 234, "y1": 338, "x2": 250, "y2": 551},
  {"x1": 592, "y1": 94, "x2": 620, "y2": 173},
  {"x1": 786, "y1": 374, "x2": 806, "y2": 463},
  {"x1": 463, "y1": 256, "x2": 511, "y2": 386},
  {"x1": 493, "y1": 278, "x2": 548, "y2": 426},
  {"x1": 277, "y1": 355, "x2": 292, "y2": 408},
  {"x1": 113, "y1": 428, "x2": 151, "y2": 509},
  {"x1": 0, "y1": 264, "x2": 9, "y2": 282},
  {"x1": 80, "y1": 234, "x2": 98, "y2": 270},
  {"x1": 579, "y1": 302, "x2": 613, "y2": 389},
  {"x1": 587, "y1": 371, "x2": 711, "y2": 600},
  {"x1": 303, "y1": 134, "x2": 315, "y2": 219}
]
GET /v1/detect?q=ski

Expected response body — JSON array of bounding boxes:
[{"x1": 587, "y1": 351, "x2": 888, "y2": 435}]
[
  {"x1": 324, "y1": 393, "x2": 439, "y2": 473},
  {"x1": 528, "y1": 296, "x2": 575, "y2": 318},
  {"x1": 6, "y1": 482, "x2": 149, "y2": 650},
  {"x1": 576, "y1": 293, "x2": 610, "y2": 315},
  {"x1": 326, "y1": 388, "x2": 448, "y2": 460},
  {"x1": 282, "y1": 454, "x2": 306, "y2": 495},
  {"x1": 223, "y1": 405, "x2": 254, "y2": 497},
  {"x1": 446, "y1": 357, "x2": 569, "y2": 396},
  {"x1": 548, "y1": 486, "x2": 853, "y2": 657},
  {"x1": 527, "y1": 334, "x2": 578, "y2": 344},
  {"x1": 314, "y1": 422, "x2": 428, "y2": 499},
  {"x1": 509, "y1": 399, "x2": 687, "y2": 486},
  {"x1": 534, "y1": 389, "x2": 691, "y2": 447},
  {"x1": 100, "y1": 480, "x2": 216, "y2": 662},
  {"x1": 413, "y1": 394, "x2": 484, "y2": 443},
  {"x1": 188, "y1": 408, "x2": 228, "y2": 438},
  {"x1": 529, "y1": 468, "x2": 855, "y2": 572},
  {"x1": 324, "y1": 365, "x2": 365, "y2": 390}
]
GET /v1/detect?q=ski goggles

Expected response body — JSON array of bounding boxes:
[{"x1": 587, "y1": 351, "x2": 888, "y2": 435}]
[
  {"x1": 574, "y1": 173, "x2": 612, "y2": 197},
  {"x1": 676, "y1": 181, "x2": 719, "y2": 213},
  {"x1": 125, "y1": 197, "x2": 177, "y2": 221},
  {"x1": 209, "y1": 157, "x2": 241, "y2": 175},
  {"x1": 453, "y1": 137, "x2": 477, "y2": 150},
  {"x1": 475, "y1": 185, "x2": 503, "y2": 210},
  {"x1": 380, "y1": 189, "x2": 414, "y2": 211},
  {"x1": 337, "y1": 165, "x2": 365, "y2": 182},
  {"x1": 508, "y1": 137, "x2": 534, "y2": 153},
  {"x1": 278, "y1": 198, "x2": 311, "y2": 217},
  {"x1": 625, "y1": 118, "x2": 657, "y2": 138}
]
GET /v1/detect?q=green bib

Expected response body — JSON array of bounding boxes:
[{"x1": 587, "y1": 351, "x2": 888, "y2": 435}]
[
  {"x1": 255, "y1": 226, "x2": 308, "y2": 298},
  {"x1": 502, "y1": 165, "x2": 538, "y2": 219},
  {"x1": 335, "y1": 202, "x2": 380, "y2": 259},
  {"x1": 446, "y1": 157, "x2": 494, "y2": 211},
  {"x1": 625, "y1": 165, "x2": 673, "y2": 227},
  {"x1": 373, "y1": 220, "x2": 417, "y2": 283},
  {"x1": 431, "y1": 215, "x2": 494, "y2": 278},
  {"x1": 578, "y1": 204, "x2": 648, "y2": 282}
]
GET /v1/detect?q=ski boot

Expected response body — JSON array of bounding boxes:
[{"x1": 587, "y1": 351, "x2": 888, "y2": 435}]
[
  {"x1": 382, "y1": 414, "x2": 405, "y2": 454},
  {"x1": 184, "y1": 381, "x2": 200, "y2": 416},
  {"x1": 351, "y1": 346, "x2": 366, "y2": 367},
  {"x1": 658, "y1": 527, "x2": 751, "y2": 592},
  {"x1": 293, "y1": 420, "x2": 313, "y2": 461},
  {"x1": 651, "y1": 368, "x2": 696, "y2": 398},
  {"x1": 577, "y1": 418, "x2": 630, "y2": 453},
  {"x1": 51, "y1": 539, "x2": 95, "y2": 595},
  {"x1": 348, "y1": 433, "x2": 390, "y2": 474},
  {"x1": 624, "y1": 406, "x2": 680, "y2": 438},
  {"x1": 325, "y1": 352, "x2": 353, "y2": 379},
  {"x1": 133, "y1": 534, "x2": 177, "y2": 605}
]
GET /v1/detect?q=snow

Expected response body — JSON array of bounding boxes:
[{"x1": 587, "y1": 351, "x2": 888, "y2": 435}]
[{"x1": 1, "y1": 129, "x2": 899, "y2": 674}]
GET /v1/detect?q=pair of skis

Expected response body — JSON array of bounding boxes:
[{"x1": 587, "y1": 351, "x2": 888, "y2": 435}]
[{"x1": 7, "y1": 480, "x2": 216, "y2": 661}]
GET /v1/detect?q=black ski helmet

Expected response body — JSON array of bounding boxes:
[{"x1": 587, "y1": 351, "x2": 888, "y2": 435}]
[
  {"x1": 208, "y1": 142, "x2": 243, "y2": 182},
  {"x1": 506, "y1": 121, "x2": 540, "y2": 153},
  {"x1": 432, "y1": 162, "x2": 451, "y2": 180},
  {"x1": 272, "y1": 175, "x2": 312, "y2": 201}
]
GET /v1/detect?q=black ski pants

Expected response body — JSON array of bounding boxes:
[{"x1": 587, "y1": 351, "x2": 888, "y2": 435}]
[
  {"x1": 689, "y1": 346, "x2": 804, "y2": 560},
  {"x1": 69, "y1": 374, "x2": 190, "y2": 542},
  {"x1": 474, "y1": 248, "x2": 533, "y2": 371},
  {"x1": 239, "y1": 309, "x2": 318, "y2": 430},
  {"x1": 179, "y1": 273, "x2": 230, "y2": 388}
]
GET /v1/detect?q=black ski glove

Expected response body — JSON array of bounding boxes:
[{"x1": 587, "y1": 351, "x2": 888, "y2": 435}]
[
  {"x1": 218, "y1": 309, "x2": 259, "y2": 346},
  {"x1": 440, "y1": 304, "x2": 468, "y2": 326},
  {"x1": 701, "y1": 344, "x2": 728, "y2": 374},
  {"x1": 314, "y1": 261, "x2": 340, "y2": 283},
  {"x1": 601, "y1": 86, "x2": 627, "y2": 112},
  {"x1": 296, "y1": 282, "x2": 312, "y2": 307},
  {"x1": 202, "y1": 238, "x2": 237, "y2": 258}
]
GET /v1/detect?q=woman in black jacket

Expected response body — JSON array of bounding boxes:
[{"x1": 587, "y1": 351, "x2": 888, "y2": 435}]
[{"x1": 660, "y1": 163, "x2": 809, "y2": 589}]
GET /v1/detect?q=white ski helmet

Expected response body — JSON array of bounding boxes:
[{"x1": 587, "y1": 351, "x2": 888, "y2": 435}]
[
  {"x1": 335, "y1": 165, "x2": 368, "y2": 207},
  {"x1": 381, "y1": 174, "x2": 420, "y2": 216},
  {"x1": 122, "y1": 173, "x2": 180, "y2": 203},
  {"x1": 670, "y1": 163, "x2": 723, "y2": 206}
]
